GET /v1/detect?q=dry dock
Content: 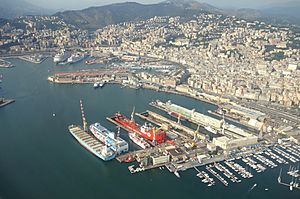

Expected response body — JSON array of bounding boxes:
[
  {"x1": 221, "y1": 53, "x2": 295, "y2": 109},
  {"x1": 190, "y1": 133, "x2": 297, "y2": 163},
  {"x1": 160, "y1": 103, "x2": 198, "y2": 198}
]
[
  {"x1": 106, "y1": 115, "x2": 157, "y2": 147},
  {"x1": 137, "y1": 110, "x2": 206, "y2": 140}
]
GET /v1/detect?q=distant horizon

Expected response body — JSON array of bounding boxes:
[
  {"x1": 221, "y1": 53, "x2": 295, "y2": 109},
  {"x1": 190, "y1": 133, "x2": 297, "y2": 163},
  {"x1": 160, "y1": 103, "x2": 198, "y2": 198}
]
[{"x1": 25, "y1": 0, "x2": 300, "y2": 11}]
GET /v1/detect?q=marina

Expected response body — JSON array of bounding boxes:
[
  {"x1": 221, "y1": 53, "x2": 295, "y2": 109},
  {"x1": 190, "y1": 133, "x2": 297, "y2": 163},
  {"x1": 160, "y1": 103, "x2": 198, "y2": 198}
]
[{"x1": 206, "y1": 165, "x2": 229, "y2": 186}]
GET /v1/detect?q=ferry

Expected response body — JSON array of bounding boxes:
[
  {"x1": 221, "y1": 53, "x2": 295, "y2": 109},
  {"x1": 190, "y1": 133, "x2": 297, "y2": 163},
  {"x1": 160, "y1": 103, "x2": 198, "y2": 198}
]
[{"x1": 90, "y1": 123, "x2": 128, "y2": 154}]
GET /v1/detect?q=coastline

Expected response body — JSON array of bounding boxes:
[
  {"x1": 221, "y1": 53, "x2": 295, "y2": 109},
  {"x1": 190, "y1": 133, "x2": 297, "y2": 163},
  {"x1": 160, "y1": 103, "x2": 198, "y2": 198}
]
[{"x1": 47, "y1": 76, "x2": 220, "y2": 107}]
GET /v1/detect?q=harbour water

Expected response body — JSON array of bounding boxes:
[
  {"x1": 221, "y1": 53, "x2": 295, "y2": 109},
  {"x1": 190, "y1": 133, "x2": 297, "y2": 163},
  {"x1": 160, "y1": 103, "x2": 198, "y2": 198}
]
[{"x1": 0, "y1": 58, "x2": 299, "y2": 199}]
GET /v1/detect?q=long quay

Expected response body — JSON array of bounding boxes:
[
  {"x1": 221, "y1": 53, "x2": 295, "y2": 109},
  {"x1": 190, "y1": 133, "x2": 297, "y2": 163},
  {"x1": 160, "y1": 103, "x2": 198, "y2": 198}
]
[{"x1": 48, "y1": 69, "x2": 130, "y2": 84}]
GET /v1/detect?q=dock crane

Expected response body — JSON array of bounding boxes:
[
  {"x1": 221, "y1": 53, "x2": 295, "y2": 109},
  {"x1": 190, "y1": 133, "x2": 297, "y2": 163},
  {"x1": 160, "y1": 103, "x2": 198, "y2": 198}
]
[{"x1": 80, "y1": 99, "x2": 88, "y2": 131}]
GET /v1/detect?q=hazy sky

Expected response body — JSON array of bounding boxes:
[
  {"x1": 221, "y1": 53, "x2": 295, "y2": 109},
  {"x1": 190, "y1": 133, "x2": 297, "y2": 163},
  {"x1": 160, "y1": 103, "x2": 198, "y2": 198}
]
[{"x1": 26, "y1": 0, "x2": 299, "y2": 10}]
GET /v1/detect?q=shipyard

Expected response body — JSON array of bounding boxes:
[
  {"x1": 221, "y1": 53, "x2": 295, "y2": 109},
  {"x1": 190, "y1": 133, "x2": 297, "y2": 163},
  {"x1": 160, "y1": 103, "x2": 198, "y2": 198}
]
[
  {"x1": 45, "y1": 53, "x2": 300, "y2": 191},
  {"x1": 68, "y1": 95, "x2": 300, "y2": 190}
]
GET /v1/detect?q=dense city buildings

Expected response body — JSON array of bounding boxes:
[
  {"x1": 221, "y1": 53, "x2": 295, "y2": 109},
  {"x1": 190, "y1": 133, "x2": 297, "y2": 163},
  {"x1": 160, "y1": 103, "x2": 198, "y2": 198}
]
[{"x1": 1, "y1": 14, "x2": 300, "y2": 107}]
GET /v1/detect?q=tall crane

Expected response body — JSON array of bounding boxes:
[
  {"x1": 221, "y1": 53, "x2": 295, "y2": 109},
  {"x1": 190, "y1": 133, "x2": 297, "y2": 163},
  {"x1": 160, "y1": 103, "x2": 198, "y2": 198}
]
[{"x1": 80, "y1": 99, "x2": 88, "y2": 131}]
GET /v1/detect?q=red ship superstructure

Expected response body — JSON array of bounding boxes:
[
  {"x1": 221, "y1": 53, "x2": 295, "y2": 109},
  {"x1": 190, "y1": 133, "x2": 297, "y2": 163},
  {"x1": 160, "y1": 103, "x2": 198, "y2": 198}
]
[{"x1": 112, "y1": 110, "x2": 166, "y2": 144}]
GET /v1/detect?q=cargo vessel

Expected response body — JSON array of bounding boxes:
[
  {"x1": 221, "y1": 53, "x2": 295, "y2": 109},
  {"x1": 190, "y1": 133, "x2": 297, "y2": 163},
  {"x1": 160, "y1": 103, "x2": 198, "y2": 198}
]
[
  {"x1": 68, "y1": 125, "x2": 116, "y2": 161},
  {"x1": 128, "y1": 132, "x2": 150, "y2": 149},
  {"x1": 112, "y1": 113, "x2": 166, "y2": 144},
  {"x1": 90, "y1": 123, "x2": 128, "y2": 154}
]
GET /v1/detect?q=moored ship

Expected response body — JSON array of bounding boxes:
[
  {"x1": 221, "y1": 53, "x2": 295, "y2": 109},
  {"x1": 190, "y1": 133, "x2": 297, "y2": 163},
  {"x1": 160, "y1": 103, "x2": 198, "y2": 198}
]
[
  {"x1": 112, "y1": 112, "x2": 166, "y2": 144},
  {"x1": 128, "y1": 132, "x2": 150, "y2": 149},
  {"x1": 67, "y1": 53, "x2": 85, "y2": 64},
  {"x1": 53, "y1": 50, "x2": 70, "y2": 63},
  {"x1": 90, "y1": 123, "x2": 128, "y2": 154},
  {"x1": 68, "y1": 125, "x2": 116, "y2": 161}
]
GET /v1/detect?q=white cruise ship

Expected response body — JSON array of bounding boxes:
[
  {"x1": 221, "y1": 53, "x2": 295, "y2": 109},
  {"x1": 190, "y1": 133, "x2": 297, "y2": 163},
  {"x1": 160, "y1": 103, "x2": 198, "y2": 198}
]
[
  {"x1": 90, "y1": 123, "x2": 128, "y2": 155},
  {"x1": 53, "y1": 50, "x2": 70, "y2": 63},
  {"x1": 67, "y1": 53, "x2": 85, "y2": 64}
]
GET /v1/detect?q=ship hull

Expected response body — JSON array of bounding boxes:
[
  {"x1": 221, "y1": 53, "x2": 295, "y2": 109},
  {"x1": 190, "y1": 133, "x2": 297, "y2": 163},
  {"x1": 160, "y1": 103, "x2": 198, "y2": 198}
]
[
  {"x1": 112, "y1": 113, "x2": 166, "y2": 144},
  {"x1": 129, "y1": 133, "x2": 149, "y2": 149},
  {"x1": 90, "y1": 123, "x2": 128, "y2": 154},
  {"x1": 68, "y1": 125, "x2": 116, "y2": 161}
]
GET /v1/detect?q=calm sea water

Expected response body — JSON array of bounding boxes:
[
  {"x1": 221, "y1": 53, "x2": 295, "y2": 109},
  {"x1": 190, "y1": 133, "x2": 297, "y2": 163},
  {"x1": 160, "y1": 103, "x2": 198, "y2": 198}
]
[{"x1": 0, "y1": 58, "x2": 299, "y2": 199}]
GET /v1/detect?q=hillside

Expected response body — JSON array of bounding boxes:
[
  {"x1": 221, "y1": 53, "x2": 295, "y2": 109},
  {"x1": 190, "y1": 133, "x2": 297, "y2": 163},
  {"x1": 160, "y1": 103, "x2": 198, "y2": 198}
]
[
  {"x1": 0, "y1": 0, "x2": 53, "y2": 19},
  {"x1": 55, "y1": 1, "x2": 216, "y2": 30}
]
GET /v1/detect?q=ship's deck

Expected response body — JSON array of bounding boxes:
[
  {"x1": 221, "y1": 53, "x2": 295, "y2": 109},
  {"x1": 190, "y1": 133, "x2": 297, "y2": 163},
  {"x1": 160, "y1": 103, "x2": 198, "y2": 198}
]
[{"x1": 69, "y1": 125, "x2": 108, "y2": 155}]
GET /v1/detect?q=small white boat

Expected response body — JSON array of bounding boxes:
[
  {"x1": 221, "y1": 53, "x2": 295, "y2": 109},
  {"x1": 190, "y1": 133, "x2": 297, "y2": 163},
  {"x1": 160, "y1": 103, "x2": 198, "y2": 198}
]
[
  {"x1": 174, "y1": 171, "x2": 180, "y2": 178},
  {"x1": 99, "y1": 81, "x2": 105, "y2": 88},
  {"x1": 93, "y1": 82, "x2": 100, "y2": 88}
]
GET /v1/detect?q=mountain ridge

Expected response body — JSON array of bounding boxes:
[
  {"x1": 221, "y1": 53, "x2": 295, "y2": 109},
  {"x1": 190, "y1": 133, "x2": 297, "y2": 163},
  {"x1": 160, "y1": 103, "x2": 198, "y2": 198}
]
[{"x1": 0, "y1": 0, "x2": 54, "y2": 19}]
